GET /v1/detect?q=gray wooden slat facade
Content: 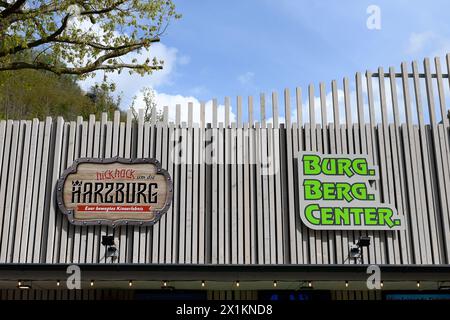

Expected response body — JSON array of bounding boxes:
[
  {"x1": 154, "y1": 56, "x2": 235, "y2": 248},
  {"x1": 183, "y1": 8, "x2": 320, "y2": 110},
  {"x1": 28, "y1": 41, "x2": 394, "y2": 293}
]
[{"x1": 1, "y1": 56, "x2": 450, "y2": 265}]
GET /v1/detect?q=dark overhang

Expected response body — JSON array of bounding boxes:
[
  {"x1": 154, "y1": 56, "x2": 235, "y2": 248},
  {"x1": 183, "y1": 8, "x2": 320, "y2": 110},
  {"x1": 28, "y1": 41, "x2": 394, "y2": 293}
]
[{"x1": 0, "y1": 264, "x2": 449, "y2": 282}]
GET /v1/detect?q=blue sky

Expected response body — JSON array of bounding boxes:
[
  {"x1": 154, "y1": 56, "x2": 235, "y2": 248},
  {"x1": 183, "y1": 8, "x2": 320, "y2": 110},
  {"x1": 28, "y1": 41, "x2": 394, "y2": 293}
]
[{"x1": 80, "y1": 0, "x2": 450, "y2": 122}]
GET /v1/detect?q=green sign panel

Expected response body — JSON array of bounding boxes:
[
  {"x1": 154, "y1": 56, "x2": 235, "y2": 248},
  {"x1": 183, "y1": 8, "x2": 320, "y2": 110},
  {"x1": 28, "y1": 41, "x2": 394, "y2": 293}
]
[{"x1": 298, "y1": 153, "x2": 404, "y2": 231}]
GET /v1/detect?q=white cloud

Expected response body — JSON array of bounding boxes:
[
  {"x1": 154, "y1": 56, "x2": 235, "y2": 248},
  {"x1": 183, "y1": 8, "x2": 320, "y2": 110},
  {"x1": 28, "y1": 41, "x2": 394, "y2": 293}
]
[
  {"x1": 238, "y1": 71, "x2": 255, "y2": 86},
  {"x1": 133, "y1": 90, "x2": 236, "y2": 124},
  {"x1": 73, "y1": 15, "x2": 185, "y2": 108},
  {"x1": 406, "y1": 31, "x2": 436, "y2": 54},
  {"x1": 406, "y1": 31, "x2": 450, "y2": 58},
  {"x1": 79, "y1": 42, "x2": 179, "y2": 100}
]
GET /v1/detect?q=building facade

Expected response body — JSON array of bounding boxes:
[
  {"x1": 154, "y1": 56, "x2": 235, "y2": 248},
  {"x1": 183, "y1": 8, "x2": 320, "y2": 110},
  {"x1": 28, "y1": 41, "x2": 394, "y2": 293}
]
[{"x1": 1, "y1": 56, "x2": 450, "y2": 300}]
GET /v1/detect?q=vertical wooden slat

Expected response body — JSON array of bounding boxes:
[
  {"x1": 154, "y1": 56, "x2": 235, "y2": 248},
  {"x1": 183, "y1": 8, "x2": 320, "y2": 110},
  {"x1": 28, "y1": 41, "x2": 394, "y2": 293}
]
[
  {"x1": 237, "y1": 104, "x2": 244, "y2": 264},
  {"x1": 26, "y1": 120, "x2": 44, "y2": 263},
  {"x1": 218, "y1": 121, "x2": 225, "y2": 263},
  {"x1": 254, "y1": 122, "x2": 264, "y2": 263},
  {"x1": 319, "y1": 82, "x2": 327, "y2": 127},
  {"x1": 73, "y1": 117, "x2": 85, "y2": 263},
  {"x1": 243, "y1": 122, "x2": 251, "y2": 264},
  {"x1": 0, "y1": 121, "x2": 19, "y2": 261},
  {"x1": 198, "y1": 103, "x2": 206, "y2": 263},
  {"x1": 261, "y1": 122, "x2": 270, "y2": 263},
  {"x1": 210, "y1": 100, "x2": 218, "y2": 264},
  {"x1": 44, "y1": 117, "x2": 64, "y2": 263},
  {"x1": 304, "y1": 122, "x2": 315, "y2": 263},
  {"x1": 434, "y1": 57, "x2": 450, "y2": 262},
  {"x1": 331, "y1": 80, "x2": 344, "y2": 264},
  {"x1": 52, "y1": 122, "x2": 68, "y2": 263},
  {"x1": 366, "y1": 71, "x2": 384, "y2": 264},
  {"x1": 260, "y1": 93, "x2": 266, "y2": 127},
  {"x1": 192, "y1": 121, "x2": 200, "y2": 263},
  {"x1": 159, "y1": 118, "x2": 168, "y2": 263},
  {"x1": 424, "y1": 58, "x2": 450, "y2": 263},
  {"x1": 134, "y1": 109, "x2": 144, "y2": 263},
  {"x1": 249, "y1": 113, "x2": 257, "y2": 264},
  {"x1": 377, "y1": 69, "x2": 396, "y2": 264},
  {"x1": 185, "y1": 106, "x2": 194, "y2": 263},
  {"x1": 224, "y1": 99, "x2": 231, "y2": 263},
  {"x1": 13, "y1": 121, "x2": 33, "y2": 263},
  {"x1": 178, "y1": 122, "x2": 187, "y2": 263},
  {"x1": 59, "y1": 121, "x2": 76, "y2": 263},
  {"x1": 320, "y1": 82, "x2": 334, "y2": 264},
  {"x1": 388, "y1": 68, "x2": 409, "y2": 264},
  {"x1": 165, "y1": 121, "x2": 175, "y2": 263},
  {"x1": 284, "y1": 89, "x2": 298, "y2": 264},
  {"x1": 153, "y1": 121, "x2": 163, "y2": 262},
  {"x1": 91, "y1": 120, "x2": 101, "y2": 263},
  {"x1": 102, "y1": 119, "x2": 113, "y2": 263},
  {"x1": 356, "y1": 72, "x2": 373, "y2": 264},
  {"x1": 401, "y1": 62, "x2": 430, "y2": 264},
  {"x1": 271, "y1": 93, "x2": 283, "y2": 263}
]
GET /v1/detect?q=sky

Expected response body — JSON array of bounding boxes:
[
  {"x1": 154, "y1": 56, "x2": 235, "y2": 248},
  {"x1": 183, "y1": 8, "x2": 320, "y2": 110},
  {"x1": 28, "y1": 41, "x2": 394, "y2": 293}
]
[{"x1": 79, "y1": 0, "x2": 450, "y2": 123}]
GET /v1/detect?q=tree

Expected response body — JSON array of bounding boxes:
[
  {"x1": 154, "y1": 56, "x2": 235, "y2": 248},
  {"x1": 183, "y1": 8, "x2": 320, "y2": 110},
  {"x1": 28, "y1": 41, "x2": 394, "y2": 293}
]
[
  {"x1": 85, "y1": 76, "x2": 122, "y2": 116},
  {"x1": 0, "y1": 1, "x2": 180, "y2": 77},
  {"x1": 0, "y1": 52, "x2": 124, "y2": 120},
  {"x1": 130, "y1": 86, "x2": 163, "y2": 122}
]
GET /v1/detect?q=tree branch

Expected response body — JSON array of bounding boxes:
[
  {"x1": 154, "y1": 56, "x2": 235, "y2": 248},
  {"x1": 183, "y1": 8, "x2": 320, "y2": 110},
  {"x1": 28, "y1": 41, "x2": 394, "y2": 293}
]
[
  {"x1": 0, "y1": 14, "x2": 71, "y2": 57},
  {"x1": 0, "y1": 60, "x2": 163, "y2": 75},
  {"x1": 0, "y1": 0, "x2": 26, "y2": 18},
  {"x1": 52, "y1": 37, "x2": 160, "y2": 51},
  {"x1": 79, "y1": 1, "x2": 128, "y2": 16}
]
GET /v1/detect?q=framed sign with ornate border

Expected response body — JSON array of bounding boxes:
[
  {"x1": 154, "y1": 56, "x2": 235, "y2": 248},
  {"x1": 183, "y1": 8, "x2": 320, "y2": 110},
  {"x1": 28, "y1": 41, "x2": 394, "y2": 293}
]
[{"x1": 56, "y1": 157, "x2": 173, "y2": 227}]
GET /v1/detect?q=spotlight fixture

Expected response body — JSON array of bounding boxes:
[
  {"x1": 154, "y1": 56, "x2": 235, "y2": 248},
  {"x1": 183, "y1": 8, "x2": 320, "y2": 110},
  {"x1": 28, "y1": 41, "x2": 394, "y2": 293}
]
[
  {"x1": 201, "y1": 281, "x2": 205, "y2": 287},
  {"x1": 102, "y1": 235, "x2": 118, "y2": 259},
  {"x1": 345, "y1": 281, "x2": 349, "y2": 288},
  {"x1": 163, "y1": 281, "x2": 167, "y2": 287},
  {"x1": 129, "y1": 280, "x2": 133, "y2": 287},
  {"x1": 417, "y1": 281, "x2": 421, "y2": 288},
  {"x1": 236, "y1": 281, "x2": 240, "y2": 287},
  {"x1": 57, "y1": 280, "x2": 60, "y2": 287},
  {"x1": 308, "y1": 281, "x2": 312, "y2": 288},
  {"x1": 380, "y1": 281, "x2": 384, "y2": 288},
  {"x1": 350, "y1": 236, "x2": 371, "y2": 263},
  {"x1": 357, "y1": 237, "x2": 371, "y2": 247},
  {"x1": 273, "y1": 281, "x2": 277, "y2": 287},
  {"x1": 101, "y1": 235, "x2": 114, "y2": 246},
  {"x1": 17, "y1": 281, "x2": 31, "y2": 290},
  {"x1": 90, "y1": 280, "x2": 94, "y2": 287}
]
